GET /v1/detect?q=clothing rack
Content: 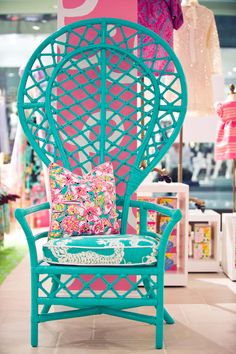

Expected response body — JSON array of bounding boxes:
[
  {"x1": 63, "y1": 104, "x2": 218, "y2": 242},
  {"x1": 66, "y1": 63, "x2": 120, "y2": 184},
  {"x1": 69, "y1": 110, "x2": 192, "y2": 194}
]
[
  {"x1": 233, "y1": 159, "x2": 236, "y2": 212},
  {"x1": 178, "y1": 127, "x2": 183, "y2": 182},
  {"x1": 228, "y1": 84, "x2": 236, "y2": 213},
  {"x1": 0, "y1": 153, "x2": 20, "y2": 243}
]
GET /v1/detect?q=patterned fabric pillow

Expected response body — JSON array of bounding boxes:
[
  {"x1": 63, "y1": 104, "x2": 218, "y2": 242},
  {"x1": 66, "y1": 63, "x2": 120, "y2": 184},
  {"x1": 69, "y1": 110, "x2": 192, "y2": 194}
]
[{"x1": 48, "y1": 162, "x2": 119, "y2": 239}]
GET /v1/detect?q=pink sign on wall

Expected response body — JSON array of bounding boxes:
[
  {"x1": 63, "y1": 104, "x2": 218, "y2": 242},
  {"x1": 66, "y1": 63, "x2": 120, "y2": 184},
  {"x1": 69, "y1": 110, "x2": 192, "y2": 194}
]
[
  {"x1": 57, "y1": 0, "x2": 137, "y2": 290},
  {"x1": 58, "y1": 0, "x2": 137, "y2": 27}
]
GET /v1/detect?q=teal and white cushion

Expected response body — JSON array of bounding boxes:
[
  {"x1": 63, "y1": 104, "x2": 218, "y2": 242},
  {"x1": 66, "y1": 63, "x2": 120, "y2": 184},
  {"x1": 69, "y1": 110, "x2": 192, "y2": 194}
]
[{"x1": 43, "y1": 234, "x2": 159, "y2": 266}]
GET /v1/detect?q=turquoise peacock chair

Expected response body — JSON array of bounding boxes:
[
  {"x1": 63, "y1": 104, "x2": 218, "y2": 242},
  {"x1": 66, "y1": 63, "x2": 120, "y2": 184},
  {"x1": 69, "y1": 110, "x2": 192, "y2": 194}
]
[{"x1": 15, "y1": 18, "x2": 187, "y2": 349}]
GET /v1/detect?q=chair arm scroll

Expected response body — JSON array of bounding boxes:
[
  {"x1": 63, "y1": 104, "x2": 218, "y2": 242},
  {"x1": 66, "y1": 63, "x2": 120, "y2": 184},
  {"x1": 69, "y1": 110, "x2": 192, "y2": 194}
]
[
  {"x1": 15, "y1": 202, "x2": 50, "y2": 218},
  {"x1": 15, "y1": 202, "x2": 50, "y2": 267}
]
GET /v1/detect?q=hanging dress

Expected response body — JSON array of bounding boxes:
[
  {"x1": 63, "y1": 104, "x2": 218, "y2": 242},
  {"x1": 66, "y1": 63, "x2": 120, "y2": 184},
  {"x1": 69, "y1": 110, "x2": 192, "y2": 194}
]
[
  {"x1": 138, "y1": 0, "x2": 183, "y2": 72},
  {"x1": 174, "y1": 3, "x2": 222, "y2": 114},
  {"x1": 214, "y1": 101, "x2": 236, "y2": 160}
]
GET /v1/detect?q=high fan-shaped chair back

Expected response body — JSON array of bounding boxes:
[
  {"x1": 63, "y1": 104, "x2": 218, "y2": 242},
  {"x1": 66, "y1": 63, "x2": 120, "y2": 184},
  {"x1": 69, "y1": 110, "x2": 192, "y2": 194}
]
[{"x1": 18, "y1": 18, "x2": 187, "y2": 200}]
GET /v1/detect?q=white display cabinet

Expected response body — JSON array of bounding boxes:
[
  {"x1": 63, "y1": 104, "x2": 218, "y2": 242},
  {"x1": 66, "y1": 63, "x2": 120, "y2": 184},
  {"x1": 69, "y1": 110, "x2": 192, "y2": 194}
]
[
  {"x1": 222, "y1": 213, "x2": 236, "y2": 281},
  {"x1": 137, "y1": 182, "x2": 189, "y2": 286},
  {"x1": 188, "y1": 210, "x2": 221, "y2": 272}
]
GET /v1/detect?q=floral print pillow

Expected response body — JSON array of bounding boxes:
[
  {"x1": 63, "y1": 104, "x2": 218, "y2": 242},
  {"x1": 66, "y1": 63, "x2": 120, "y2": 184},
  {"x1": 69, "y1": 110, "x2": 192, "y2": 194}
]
[{"x1": 48, "y1": 162, "x2": 120, "y2": 239}]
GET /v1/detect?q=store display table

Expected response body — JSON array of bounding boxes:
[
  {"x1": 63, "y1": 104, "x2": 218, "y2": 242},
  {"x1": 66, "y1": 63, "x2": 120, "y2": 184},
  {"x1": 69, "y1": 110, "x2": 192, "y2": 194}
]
[
  {"x1": 188, "y1": 209, "x2": 221, "y2": 272},
  {"x1": 222, "y1": 213, "x2": 236, "y2": 281}
]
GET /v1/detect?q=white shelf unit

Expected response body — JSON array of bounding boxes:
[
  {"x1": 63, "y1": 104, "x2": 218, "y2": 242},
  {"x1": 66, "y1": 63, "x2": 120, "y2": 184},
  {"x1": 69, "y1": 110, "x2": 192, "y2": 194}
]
[
  {"x1": 188, "y1": 210, "x2": 221, "y2": 272},
  {"x1": 137, "y1": 182, "x2": 189, "y2": 286},
  {"x1": 222, "y1": 213, "x2": 236, "y2": 281}
]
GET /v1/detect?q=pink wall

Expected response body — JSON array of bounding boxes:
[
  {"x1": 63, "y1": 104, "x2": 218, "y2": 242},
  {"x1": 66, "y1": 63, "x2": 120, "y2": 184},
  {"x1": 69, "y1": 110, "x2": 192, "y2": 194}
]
[{"x1": 58, "y1": 0, "x2": 137, "y2": 290}]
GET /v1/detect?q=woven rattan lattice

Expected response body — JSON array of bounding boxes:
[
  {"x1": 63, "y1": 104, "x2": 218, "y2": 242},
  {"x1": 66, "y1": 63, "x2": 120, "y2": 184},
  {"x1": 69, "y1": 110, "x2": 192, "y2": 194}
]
[{"x1": 15, "y1": 18, "x2": 187, "y2": 349}]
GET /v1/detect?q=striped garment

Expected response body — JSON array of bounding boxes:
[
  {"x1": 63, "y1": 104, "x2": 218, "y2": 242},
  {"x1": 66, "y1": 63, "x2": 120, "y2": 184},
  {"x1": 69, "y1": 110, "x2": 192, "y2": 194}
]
[{"x1": 215, "y1": 100, "x2": 236, "y2": 160}]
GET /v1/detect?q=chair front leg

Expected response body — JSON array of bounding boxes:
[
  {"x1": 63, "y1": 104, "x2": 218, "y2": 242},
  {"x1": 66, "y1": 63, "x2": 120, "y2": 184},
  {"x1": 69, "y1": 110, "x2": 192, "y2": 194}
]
[
  {"x1": 31, "y1": 272, "x2": 39, "y2": 347},
  {"x1": 164, "y1": 308, "x2": 174, "y2": 324},
  {"x1": 141, "y1": 275, "x2": 174, "y2": 325},
  {"x1": 156, "y1": 278, "x2": 164, "y2": 349},
  {"x1": 41, "y1": 274, "x2": 61, "y2": 314}
]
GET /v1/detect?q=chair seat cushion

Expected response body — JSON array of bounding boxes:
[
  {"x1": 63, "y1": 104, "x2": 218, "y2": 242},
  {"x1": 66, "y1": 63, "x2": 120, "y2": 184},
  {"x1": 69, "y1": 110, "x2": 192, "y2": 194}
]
[{"x1": 43, "y1": 234, "x2": 159, "y2": 266}]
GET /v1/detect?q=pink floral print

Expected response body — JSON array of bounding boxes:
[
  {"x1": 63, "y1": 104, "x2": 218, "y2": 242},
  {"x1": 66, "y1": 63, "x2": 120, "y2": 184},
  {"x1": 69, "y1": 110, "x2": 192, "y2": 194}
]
[
  {"x1": 78, "y1": 221, "x2": 91, "y2": 234},
  {"x1": 92, "y1": 219, "x2": 105, "y2": 235},
  {"x1": 61, "y1": 216, "x2": 80, "y2": 234},
  {"x1": 67, "y1": 204, "x2": 80, "y2": 215},
  {"x1": 48, "y1": 162, "x2": 119, "y2": 239},
  {"x1": 52, "y1": 220, "x2": 60, "y2": 230}
]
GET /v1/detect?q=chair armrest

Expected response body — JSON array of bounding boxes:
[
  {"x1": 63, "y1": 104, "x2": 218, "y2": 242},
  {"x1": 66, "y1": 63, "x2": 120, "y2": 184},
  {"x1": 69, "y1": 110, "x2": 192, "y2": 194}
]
[
  {"x1": 117, "y1": 199, "x2": 182, "y2": 271},
  {"x1": 15, "y1": 202, "x2": 50, "y2": 218},
  {"x1": 15, "y1": 202, "x2": 50, "y2": 267}
]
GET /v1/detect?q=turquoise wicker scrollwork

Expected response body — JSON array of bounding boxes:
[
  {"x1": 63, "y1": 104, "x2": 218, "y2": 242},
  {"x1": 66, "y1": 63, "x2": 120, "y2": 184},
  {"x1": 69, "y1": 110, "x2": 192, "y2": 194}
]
[{"x1": 16, "y1": 18, "x2": 187, "y2": 349}]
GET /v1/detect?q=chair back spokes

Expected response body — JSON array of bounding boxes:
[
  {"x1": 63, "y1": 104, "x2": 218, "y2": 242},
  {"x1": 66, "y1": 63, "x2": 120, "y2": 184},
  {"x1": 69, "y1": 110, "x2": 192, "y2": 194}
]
[{"x1": 18, "y1": 18, "x2": 187, "y2": 198}]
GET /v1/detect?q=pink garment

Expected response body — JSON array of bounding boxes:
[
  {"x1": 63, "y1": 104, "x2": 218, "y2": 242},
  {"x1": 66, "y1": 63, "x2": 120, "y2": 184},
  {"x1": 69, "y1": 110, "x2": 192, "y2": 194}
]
[
  {"x1": 138, "y1": 0, "x2": 183, "y2": 72},
  {"x1": 215, "y1": 101, "x2": 236, "y2": 160}
]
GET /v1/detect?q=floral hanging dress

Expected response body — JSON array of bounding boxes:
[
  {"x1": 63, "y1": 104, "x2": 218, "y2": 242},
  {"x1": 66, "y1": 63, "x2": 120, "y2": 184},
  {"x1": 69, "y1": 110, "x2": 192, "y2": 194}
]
[{"x1": 138, "y1": 0, "x2": 183, "y2": 72}]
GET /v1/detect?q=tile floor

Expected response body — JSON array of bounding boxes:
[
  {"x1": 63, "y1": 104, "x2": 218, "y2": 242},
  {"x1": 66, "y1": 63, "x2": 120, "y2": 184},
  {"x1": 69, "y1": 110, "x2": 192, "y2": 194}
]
[{"x1": 0, "y1": 251, "x2": 236, "y2": 354}]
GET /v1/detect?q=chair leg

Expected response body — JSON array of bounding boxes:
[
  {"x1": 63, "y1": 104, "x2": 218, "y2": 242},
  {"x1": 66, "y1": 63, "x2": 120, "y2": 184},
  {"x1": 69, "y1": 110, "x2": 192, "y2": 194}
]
[
  {"x1": 31, "y1": 321, "x2": 38, "y2": 347},
  {"x1": 142, "y1": 275, "x2": 174, "y2": 325},
  {"x1": 31, "y1": 272, "x2": 39, "y2": 347},
  {"x1": 156, "y1": 279, "x2": 164, "y2": 349},
  {"x1": 156, "y1": 304, "x2": 164, "y2": 349},
  {"x1": 41, "y1": 274, "x2": 61, "y2": 314},
  {"x1": 164, "y1": 308, "x2": 175, "y2": 324}
]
